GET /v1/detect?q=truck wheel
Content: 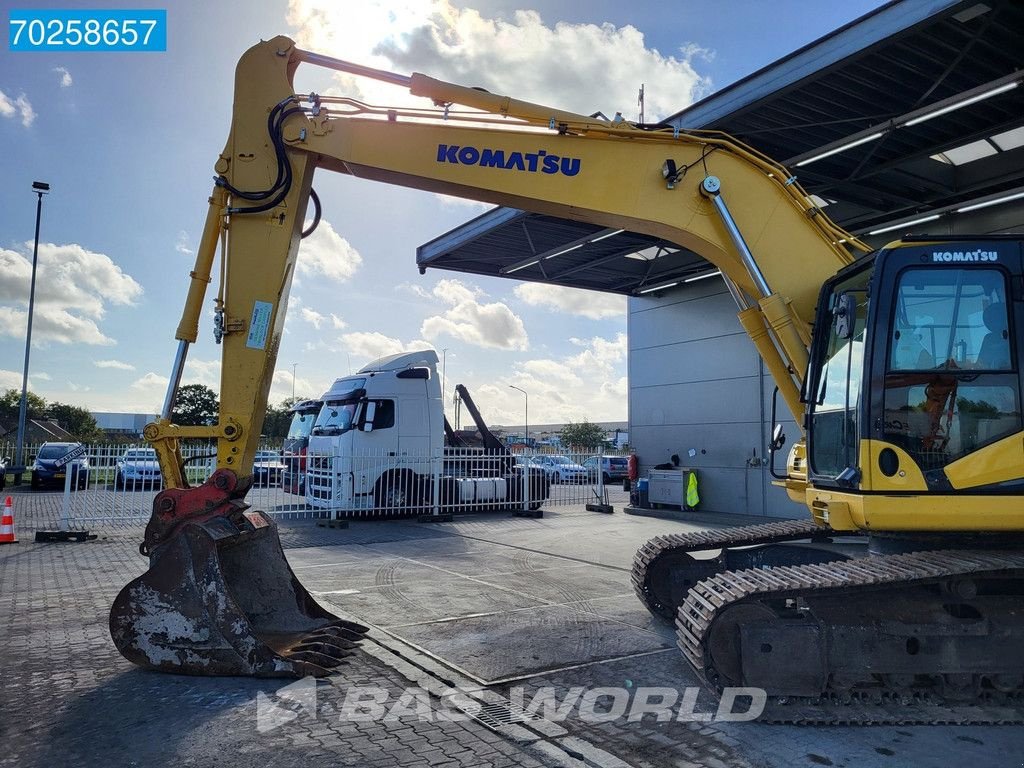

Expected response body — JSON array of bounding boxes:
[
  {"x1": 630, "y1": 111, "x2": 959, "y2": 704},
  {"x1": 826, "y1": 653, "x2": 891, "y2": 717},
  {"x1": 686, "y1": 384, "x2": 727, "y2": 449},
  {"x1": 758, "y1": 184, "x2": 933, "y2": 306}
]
[{"x1": 374, "y1": 471, "x2": 420, "y2": 511}]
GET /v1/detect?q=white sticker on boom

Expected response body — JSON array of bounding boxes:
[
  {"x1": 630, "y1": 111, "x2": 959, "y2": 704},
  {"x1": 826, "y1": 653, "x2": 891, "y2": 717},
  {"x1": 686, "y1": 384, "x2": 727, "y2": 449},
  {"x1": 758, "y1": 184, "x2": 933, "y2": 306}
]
[{"x1": 246, "y1": 301, "x2": 273, "y2": 349}]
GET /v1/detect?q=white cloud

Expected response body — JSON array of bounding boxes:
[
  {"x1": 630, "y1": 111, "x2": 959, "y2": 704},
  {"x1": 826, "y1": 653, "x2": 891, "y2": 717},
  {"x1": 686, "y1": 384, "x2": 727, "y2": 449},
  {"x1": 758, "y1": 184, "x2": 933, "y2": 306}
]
[
  {"x1": 420, "y1": 279, "x2": 527, "y2": 351},
  {"x1": 300, "y1": 307, "x2": 346, "y2": 331},
  {"x1": 0, "y1": 369, "x2": 55, "y2": 390},
  {"x1": 301, "y1": 308, "x2": 326, "y2": 329},
  {"x1": 53, "y1": 67, "x2": 72, "y2": 88},
  {"x1": 130, "y1": 359, "x2": 220, "y2": 395},
  {"x1": 567, "y1": 332, "x2": 627, "y2": 372},
  {"x1": 0, "y1": 89, "x2": 35, "y2": 127},
  {"x1": 434, "y1": 193, "x2": 492, "y2": 212},
  {"x1": 514, "y1": 283, "x2": 627, "y2": 320},
  {"x1": 269, "y1": 367, "x2": 328, "y2": 405},
  {"x1": 0, "y1": 306, "x2": 116, "y2": 346},
  {"x1": 175, "y1": 230, "x2": 193, "y2": 256},
  {"x1": 287, "y1": 0, "x2": 709, "y2": 122},
  {"x1": 296, "y1": 218, "x2": 363, "y2": 283},
  {"x1": 0, "y1": 242, "x2": 142, "y2": 346},
  {"x1": 131, "y1": 372, "x2": 167, "y2": 391},
  {"x1": 459, "y1": 333, "x2": 628, "y2": 425},
  {"x1": 339, "y1": 331, "x2": 433, "y2": 362},
  {"x1": 184, "y1": 359, "x2": 221, "y2": 388},
  {"x1": 395, "y1": 282, "x2": 432, "y2": 300},
  {"x1": 94, "y1": 359, "x2": 136, "y2": 371}
]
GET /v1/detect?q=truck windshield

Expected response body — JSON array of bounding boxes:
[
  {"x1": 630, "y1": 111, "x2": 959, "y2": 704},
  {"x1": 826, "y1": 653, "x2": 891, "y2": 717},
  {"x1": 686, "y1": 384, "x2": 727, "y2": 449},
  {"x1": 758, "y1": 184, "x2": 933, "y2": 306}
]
[
  {"x1": 286, "y1": 411, "x2": 317, "y2": 440},
  {"x1": 312, "y1": 402, "x2": 357, "y2": 436}
]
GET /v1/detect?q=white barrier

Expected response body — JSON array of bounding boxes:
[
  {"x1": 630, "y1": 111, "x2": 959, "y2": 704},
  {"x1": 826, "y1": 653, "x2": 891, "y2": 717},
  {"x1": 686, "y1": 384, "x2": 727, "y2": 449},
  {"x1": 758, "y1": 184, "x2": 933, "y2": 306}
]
[{"x1": 0, "y1": 440, "x2": 623, "y2": 527}]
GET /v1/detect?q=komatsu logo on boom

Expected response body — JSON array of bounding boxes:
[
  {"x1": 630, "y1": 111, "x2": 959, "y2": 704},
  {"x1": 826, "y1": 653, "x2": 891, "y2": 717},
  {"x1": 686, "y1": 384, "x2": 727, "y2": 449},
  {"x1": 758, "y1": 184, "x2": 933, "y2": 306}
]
[
  {"x1": 931, "y1": 249, "x2": 999, "y2": 263},
  {"x1": 436, "y1": 144, "x2": 581, "y2": 176}
]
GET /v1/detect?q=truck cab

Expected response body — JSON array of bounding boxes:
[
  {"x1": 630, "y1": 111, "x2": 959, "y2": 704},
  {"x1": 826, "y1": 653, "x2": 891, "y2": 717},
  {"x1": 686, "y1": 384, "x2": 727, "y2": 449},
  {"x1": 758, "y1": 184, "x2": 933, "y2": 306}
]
[
  {"x1": 282, "y1": 398, "x2": 321, "y2": 494},
  {"x1": 306, "y1": 350, "x2": 443, "y2": 511}
]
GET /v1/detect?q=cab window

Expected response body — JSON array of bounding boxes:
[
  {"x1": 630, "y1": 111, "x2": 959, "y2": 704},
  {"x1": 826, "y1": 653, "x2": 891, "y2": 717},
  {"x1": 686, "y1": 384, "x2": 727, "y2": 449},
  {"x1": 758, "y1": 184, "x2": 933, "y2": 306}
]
[
  {"x1": 809, "y1": 270, "x2": 869, "y2": 480},
  {"x1": 883, "y1": 268, "x2": 1020, "y2": 469}
]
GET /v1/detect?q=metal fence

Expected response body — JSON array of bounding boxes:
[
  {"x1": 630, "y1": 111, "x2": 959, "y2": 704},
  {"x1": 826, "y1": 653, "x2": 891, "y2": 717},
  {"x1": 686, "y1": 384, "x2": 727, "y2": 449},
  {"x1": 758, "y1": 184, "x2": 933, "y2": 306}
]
[
  {"x1": 304, "y1": 447, "x2": 609, "y2": 518},
  {"x1": 2, "y1": 441, "x2": 618, "y2": 529}
]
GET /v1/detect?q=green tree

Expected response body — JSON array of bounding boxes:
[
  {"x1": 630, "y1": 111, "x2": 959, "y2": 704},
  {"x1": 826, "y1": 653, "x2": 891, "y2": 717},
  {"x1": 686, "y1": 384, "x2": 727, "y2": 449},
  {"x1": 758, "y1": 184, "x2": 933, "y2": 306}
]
[
  {"x1": 47, "y1": 402, "x2": 102, "y2": 441},
  {"x1": 0, "y1": 388, "x2": 47, "y2": 430},
  {"x1": 559, "y1": 419, "x2": 606, "y2": 450},
  {"x1": 172, "y1": 384, "x2": 219, "y2": 426}
]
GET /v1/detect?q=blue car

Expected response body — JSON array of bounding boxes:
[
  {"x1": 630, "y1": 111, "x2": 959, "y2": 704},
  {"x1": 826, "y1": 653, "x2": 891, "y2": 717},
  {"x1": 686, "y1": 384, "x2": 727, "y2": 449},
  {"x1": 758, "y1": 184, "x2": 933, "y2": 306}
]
[{"x1": 31, "y1": 442, "x2": 89, "y2": 490}]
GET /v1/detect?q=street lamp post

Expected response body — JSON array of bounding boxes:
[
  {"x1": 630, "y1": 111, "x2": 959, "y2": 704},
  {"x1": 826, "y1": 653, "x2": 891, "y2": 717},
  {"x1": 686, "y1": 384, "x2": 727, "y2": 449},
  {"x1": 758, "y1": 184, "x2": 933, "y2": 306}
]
[
  {"x1": 291, "y1": 362, "x2": 297, "y2": 402},
  {"x1": 508, "y1": 385, "x2": 528, "y2": 448},
  {"x1": 13, "y1": 181, "x2": 49, "y2": 485},
  {"x1": 441, "y1": 348, "x2": 448, "y2": 414}
]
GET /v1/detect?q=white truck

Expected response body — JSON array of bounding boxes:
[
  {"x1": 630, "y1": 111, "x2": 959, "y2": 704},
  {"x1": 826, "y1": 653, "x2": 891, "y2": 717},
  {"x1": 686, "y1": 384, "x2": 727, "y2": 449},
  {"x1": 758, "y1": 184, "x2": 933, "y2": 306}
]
[{"x1": 305, "y1": 350, "x2": 548, "y2": 516}]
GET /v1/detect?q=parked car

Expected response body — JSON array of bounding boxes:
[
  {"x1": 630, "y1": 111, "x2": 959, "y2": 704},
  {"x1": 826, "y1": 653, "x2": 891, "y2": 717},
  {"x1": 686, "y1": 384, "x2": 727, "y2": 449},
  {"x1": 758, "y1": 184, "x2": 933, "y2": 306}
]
[
  {"x1": 253, "y1": 450, "x2": 286, "y2": 487},
  {"x1": 531, "y1": 455, "x2": 590, "y2": 484},
  {"x1": 0, "y1": 454, "x2": 8, "y2": 491},
  {"x1": 583, "y1": 455, "x2": 630, "y2": 483},
  {"x1": 116, "y1": 447, "x2": 162, "y2": 490},
  {"x1": 31, "y1": 442, "x2": 89, "y2": 490}
]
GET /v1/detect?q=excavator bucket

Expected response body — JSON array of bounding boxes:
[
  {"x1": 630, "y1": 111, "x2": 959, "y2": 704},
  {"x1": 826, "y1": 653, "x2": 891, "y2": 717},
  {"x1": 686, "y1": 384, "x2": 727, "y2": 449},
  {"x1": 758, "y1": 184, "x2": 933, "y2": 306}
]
[{"x1": 110, "y1": 506, "x2": 367, "y2": 677}]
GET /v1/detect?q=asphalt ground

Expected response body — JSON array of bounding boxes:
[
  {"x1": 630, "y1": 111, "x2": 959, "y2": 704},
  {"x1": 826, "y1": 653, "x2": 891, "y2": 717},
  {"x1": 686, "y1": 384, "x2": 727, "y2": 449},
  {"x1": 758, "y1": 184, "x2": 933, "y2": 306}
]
[{"x1": 2, "y1": 486, "x2": 1021, "y2": 767}]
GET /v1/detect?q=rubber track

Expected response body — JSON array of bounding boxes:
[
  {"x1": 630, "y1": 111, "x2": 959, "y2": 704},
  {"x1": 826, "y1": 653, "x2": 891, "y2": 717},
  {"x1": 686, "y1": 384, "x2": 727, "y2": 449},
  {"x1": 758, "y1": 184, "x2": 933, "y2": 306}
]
[
  {"x1": 631, "y1": 519, "x2": 832, "y2": 617},
  {"x1": 677, "y1": 548, "x2": 1024, "y2": 724}
]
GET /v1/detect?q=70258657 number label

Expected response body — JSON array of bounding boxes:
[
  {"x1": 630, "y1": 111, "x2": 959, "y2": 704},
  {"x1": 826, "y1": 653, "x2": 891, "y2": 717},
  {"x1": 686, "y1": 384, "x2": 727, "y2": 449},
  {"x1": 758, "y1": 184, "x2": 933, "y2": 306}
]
[{"x1": 9, "y1": 9, "x2": 167, "y2": 52}]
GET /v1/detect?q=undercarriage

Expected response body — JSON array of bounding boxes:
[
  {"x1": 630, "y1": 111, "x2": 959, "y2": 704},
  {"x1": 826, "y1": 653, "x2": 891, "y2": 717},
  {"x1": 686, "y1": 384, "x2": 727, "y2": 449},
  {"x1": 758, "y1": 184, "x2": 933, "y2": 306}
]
[{"x1": 632, "y1": 521, "x2": 1024, "y2": 723}]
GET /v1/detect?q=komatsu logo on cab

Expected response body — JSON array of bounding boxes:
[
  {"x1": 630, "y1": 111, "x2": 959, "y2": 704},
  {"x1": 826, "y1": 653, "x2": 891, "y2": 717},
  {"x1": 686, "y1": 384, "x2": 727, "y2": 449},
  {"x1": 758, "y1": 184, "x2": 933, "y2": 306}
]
[
  {"x1": 436, "y1": 144, "x2": 581, "y2": 176},
  {"x1": 931, "y1": 249, "x2": 999, "y2": 263}
]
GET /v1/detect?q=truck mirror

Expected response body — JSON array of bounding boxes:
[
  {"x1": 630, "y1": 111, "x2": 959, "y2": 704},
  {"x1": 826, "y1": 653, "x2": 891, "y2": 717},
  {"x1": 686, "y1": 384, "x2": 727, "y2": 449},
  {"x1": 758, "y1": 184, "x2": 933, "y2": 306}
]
[
  {"x1": 833, "y1": 292, "x2": 857, "y2": 340},
  {"x1": 362, "y1": 401, "x2": 376, "y2": 432},
  {"x1": 770, "y1": 423, "x2": 786, "y2": 451}
]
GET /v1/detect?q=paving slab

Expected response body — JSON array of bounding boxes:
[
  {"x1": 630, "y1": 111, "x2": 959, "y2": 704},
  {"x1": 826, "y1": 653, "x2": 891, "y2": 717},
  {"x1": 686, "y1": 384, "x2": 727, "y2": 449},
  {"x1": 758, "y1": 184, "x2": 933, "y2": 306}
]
[
  {"x1": 388, "y1": 603, "x2": 675, "y2": 684},
  {"x1": 316, "y1": 570, "x2": 549, "y2": 627},
  {"x1": 470, "y1": 563, "x2": 634, "y2": 605}
]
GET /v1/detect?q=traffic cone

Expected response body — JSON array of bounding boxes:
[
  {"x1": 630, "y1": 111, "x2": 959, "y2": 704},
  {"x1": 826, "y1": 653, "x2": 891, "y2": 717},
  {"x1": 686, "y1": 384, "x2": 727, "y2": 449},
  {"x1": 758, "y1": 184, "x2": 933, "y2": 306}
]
[{"x1": 0, "y1": 496, "x2": 17, "y2": 544}]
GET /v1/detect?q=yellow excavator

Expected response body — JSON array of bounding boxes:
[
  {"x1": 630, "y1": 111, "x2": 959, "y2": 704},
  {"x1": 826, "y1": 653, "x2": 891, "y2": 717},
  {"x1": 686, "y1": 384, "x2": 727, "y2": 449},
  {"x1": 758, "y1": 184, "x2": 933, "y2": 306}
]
[{"x1": 111, "y1": 37, "x2": 1022, "y2": 716}]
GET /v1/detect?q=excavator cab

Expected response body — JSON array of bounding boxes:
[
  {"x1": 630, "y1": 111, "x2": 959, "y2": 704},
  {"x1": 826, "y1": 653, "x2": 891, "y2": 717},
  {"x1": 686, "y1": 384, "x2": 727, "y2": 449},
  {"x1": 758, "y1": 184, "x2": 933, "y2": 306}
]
[{"x1": 804, "y1": 236, "x2": 1023, "y2": 498}]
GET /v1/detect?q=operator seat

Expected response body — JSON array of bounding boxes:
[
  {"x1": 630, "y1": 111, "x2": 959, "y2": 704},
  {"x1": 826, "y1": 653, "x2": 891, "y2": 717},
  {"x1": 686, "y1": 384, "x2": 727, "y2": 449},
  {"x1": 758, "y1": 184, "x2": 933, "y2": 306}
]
[{"x1": 977, "y1": 303, "x2": 1011, "y2": 369}]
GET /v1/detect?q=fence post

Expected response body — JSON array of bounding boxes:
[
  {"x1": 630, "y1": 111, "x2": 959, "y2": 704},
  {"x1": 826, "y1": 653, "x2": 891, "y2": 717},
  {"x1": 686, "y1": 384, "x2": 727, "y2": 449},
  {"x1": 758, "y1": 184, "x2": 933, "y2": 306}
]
[
  {"x1": 60, "y1": 462, "x2": 72, "y2": 531},
  {"x1": 586, "y1": 451, "x2": 614, "y2": 515},
  {"x1": 523, "y1": 452, "x2": 530, "y2": 513}
]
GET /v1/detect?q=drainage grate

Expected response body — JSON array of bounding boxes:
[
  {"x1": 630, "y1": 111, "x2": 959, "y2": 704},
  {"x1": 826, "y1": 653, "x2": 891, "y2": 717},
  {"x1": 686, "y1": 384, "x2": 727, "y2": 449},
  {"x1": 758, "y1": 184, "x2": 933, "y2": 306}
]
[{"x1": 455, "y1": 699, "x2": 542, "y2": 730}]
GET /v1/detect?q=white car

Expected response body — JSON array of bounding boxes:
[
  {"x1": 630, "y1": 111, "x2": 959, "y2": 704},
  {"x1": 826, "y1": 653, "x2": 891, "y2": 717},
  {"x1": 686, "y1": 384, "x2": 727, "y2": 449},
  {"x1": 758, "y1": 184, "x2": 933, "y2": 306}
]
[
  {"x1": 253, "y1": 450, "x2": 286, "y2": 487},
  {"x1": 116, "y1": 447, "x2": 161, "y2": 490},
  {"x1": 530, "y1": 455, "x2": 590, "y2": 484}
]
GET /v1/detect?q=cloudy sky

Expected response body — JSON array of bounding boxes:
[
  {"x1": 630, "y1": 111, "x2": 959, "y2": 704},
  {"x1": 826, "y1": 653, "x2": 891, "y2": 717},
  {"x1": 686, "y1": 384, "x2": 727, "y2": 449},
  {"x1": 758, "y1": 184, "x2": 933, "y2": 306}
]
[{"x1": 0, "y1": 0, "x2": 884, "y2": 427}]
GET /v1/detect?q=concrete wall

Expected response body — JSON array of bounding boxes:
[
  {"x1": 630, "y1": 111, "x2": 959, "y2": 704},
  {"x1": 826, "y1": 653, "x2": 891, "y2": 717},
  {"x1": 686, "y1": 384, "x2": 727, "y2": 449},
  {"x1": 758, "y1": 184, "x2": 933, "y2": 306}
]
[{"x1": 628, "y1": 278, "x2": 802, "y2": 519}]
